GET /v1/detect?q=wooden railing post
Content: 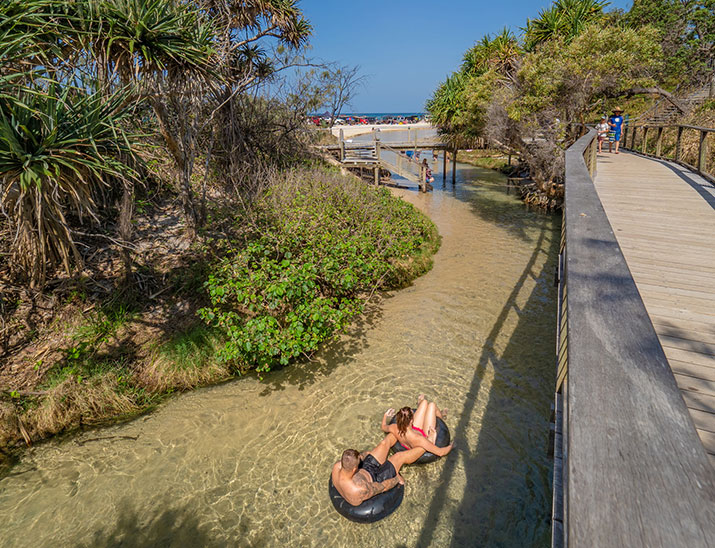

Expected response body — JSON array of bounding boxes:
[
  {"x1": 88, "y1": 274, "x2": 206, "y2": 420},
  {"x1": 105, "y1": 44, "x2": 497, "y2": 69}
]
[
  {"x1": 591, "y1": 137, "x2": 597, "y2": 176},
  {"x1": 698, "y1": 130, "x2": 708, "y2": 173},
  {"x1": 339, "y1": 128, "x2": 345, "y2": 162},
  {"x1": 631, "y1": 126, "x2": 638, "y2": 150},
  {"x1": 642, "y1": 127, "x2": 649, "y2": 155},
  {"x1": 675, "y1": 126, "x2": 684, "y2": 162},
  {"x1": 374, "y1": 140, "x2": 381, "y2": 185},
  {"x1": 655, "y1": 127, "x2": 664, "y2": 158},
  {"x1": 622, "y1": 125, "x2": 629, "y2": 149}
]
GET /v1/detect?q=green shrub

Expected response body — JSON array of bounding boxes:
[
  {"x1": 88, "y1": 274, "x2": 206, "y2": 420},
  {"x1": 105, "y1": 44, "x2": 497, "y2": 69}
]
[{"x1": 199, "y1": 167, "x2": 439, "y2": 372}]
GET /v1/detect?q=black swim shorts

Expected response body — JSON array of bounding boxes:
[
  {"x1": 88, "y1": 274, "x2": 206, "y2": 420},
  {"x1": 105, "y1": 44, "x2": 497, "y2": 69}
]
[{"x1": 360, "y1": 454, "x2": 396, "y2": 483}]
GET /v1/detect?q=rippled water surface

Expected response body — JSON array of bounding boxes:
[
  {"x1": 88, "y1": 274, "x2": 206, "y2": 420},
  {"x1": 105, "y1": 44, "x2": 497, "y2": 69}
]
[{"x1": 0, "y1": 143, "x2": 559, "y2": 547}]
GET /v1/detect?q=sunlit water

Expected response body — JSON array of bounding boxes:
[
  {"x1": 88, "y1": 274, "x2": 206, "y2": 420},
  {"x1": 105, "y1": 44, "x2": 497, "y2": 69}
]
[{"x1": 0, "y1": 142, "x2": 559, "y2": 547}]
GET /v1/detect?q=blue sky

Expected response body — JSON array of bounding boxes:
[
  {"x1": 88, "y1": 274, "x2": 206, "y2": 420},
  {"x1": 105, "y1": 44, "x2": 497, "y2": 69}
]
[{"x1": 299, "y1": 0, "x2": 634, "y2": 112}]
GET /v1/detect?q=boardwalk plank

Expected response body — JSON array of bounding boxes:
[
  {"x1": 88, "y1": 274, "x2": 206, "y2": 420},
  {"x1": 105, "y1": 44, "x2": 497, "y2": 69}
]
[
  {"x1": 690, "y1": 409, "x2": 715, "y2": 433},
  {"x1": 664, "y1": 348, "x2": 715, "y2": 368},
  {"x1": 681, "y1": 390, "x2": 715, "y2": 414},
  {"x1": 659, "y1": 334, "x2": 715, "y2": 357},
  {"x1": 673, "y1": 371, "x2": 715, "y2": 394},
  {"x1": 697, "y1": 430, "x2": 715, "y2": 455}
]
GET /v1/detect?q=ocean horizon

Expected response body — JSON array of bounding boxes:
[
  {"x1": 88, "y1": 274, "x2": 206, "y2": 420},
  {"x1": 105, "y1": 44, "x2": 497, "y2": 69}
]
[{"x1": 311, "y1": 112, "x2": 426, "y2": 119}]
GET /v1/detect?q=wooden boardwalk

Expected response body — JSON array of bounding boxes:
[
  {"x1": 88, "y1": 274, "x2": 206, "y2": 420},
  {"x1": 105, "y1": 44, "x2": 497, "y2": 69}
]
[{"x1": 594, "y1": 151, "x2": 715, "y2": 466}]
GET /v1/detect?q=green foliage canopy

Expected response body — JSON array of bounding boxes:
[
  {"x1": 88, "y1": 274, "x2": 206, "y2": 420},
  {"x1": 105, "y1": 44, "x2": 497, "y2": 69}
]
[{"x1": 199, "y1": 169, "x2": 439, "y2": 372}]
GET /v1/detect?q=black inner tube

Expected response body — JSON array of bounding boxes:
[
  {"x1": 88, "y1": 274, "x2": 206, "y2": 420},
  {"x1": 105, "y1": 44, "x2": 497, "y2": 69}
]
[
  {"x1": 390, "y1": 411, "x2": 451, "y2": 464},
  {"x1": 328, "y1": 477, "x2": 404, "y2": 523}
]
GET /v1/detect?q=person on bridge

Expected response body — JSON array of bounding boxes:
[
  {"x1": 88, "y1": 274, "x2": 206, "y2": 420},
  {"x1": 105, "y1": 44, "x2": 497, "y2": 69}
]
[
  {"x1": 422, "y1": 158, "x2": 434, "y2": 187},
  {"x1": 331, "y1": 434, "x2": 423, "y2": 506},
  {"x1": 608, "y1": 107, "x2": 625, "y2": 154},
  {"x1": 381, "y1": 395, "x2": 454, "y2": 457}
]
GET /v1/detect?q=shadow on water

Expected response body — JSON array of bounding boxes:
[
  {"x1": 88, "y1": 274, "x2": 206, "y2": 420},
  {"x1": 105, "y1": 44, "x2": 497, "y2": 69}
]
[
  {"x1": 448, "y1": 163, "x2": 559, "y2": 244},
  {"x1": 76, "y1": 499, "x2": 265, "y2": 548},
  {"x1": 415, "y1": 217, "x2": 560, "y2": 548},
  {"x1": 76, "y1": 500, "x2": 213, "y2": 548}
]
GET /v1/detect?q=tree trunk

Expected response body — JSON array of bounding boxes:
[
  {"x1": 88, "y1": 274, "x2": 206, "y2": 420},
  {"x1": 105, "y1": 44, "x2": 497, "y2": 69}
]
[
  {"x1": 151, "y1": 97, "x2": 198, "y2": 240},
  {"x1": 118, "y1": 179, "x2": 134, "y2": 283}
]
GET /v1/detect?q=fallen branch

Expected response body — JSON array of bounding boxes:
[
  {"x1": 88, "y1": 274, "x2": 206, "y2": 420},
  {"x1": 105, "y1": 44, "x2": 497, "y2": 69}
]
[{"x1": 620, "y1": 87, "x2": 687, "y2": 113}]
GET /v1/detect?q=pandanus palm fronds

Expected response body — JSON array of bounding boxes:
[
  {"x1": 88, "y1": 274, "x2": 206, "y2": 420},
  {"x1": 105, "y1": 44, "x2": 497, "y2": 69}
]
[
  {"x1": 426, "y1": 72, "x2": 468, "y2": 129},
  {"x1": 0, "y1": 0, "x2": 69, "y2": 77},
  {"x1": 523, "y1": 0, "x2": 609, "y2": 51},
  {"x1": 462, "y1": 28, "x2": 521, "y2": 79},
  {"x1": 72, "y1": 0, "x2": 215, "y2": 85},
  {"x1": 0, "y1": 84, "x2": 137, "y2": 287}
]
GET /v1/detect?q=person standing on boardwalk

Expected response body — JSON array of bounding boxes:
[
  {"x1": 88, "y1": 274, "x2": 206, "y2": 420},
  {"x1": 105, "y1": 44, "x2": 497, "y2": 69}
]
[
  {"x1": 608, "y1": 107, "x2": 625, "y2": 154},
  {"x1": 596, "y1": 116, "x2": 610, "y2": 153}
]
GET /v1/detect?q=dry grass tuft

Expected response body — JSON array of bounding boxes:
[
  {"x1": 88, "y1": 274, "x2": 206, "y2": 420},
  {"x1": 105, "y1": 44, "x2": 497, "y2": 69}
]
[
  {"x1": 138, "y1": 356, "x2": 230, "y2": 393},
  {"x1": 27, "y1": 375, "x2": 139, "y2": 439},
  {"x1": 0, "y1": 402, "x2": 20, "y2": 449}
]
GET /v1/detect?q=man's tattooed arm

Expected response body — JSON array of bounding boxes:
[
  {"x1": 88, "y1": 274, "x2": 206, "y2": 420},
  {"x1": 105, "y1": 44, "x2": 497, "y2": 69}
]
[{"x1": 353, "y1": 473, "x2": 400, "y2": 502}]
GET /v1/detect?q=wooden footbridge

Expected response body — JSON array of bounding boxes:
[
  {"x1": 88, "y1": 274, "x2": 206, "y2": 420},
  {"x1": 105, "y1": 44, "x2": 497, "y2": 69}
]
[
  {"x1": 553, "y1": 125, "x2": 715, "y2": 547},
  {"x1": 317, "y1": 128, "x2": 457, "y2": 191}
]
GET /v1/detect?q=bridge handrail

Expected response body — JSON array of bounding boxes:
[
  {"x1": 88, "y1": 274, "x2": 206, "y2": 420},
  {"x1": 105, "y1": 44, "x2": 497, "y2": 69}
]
[
  {"x1": 378, "y1": 141, "x2": 423, "y2": 166},
  {"x1": 554, "y1": 129, "x2": 715, "y2": 547},
  {"x1": 622, "y1": 121, "x2": 714, "y2": 182}
]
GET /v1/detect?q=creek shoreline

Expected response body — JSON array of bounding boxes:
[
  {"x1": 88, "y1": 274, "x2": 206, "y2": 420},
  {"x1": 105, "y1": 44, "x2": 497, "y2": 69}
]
[{"x1": 0, "y1": 174, "x2": 441, "y2": 474}]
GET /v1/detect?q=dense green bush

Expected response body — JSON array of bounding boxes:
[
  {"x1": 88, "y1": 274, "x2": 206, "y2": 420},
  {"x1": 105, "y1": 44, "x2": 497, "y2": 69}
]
[{"x1": 199, "y1": 168, "x2": 439, "y2": 372}]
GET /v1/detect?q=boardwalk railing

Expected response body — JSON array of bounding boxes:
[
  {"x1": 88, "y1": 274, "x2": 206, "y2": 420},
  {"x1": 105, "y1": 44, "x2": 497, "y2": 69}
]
[
  {"x1": 622, "y1": 122, "x2": 714, "y2": 183},
  {"x1": 553, "y1": 129, "x2": 715, "y2": 547}
]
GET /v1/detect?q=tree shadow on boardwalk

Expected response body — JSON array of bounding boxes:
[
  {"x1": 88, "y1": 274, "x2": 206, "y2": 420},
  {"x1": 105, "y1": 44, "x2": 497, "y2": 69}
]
[
  {"x1": 415, "y1": 220, "x2": 560, "y2": 548},
  {"x1": 651, "y1": 156, "x2": 715, "y2": 210}
]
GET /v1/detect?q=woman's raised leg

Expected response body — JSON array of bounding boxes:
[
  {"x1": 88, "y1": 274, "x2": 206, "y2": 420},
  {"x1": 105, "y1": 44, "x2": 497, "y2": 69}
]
[
  {"x1": 416, "y1": 402, "x2": 439, "y2": 443},
  {"x1": 412, "y1": 397, "x2": 429, "y2": 430}
]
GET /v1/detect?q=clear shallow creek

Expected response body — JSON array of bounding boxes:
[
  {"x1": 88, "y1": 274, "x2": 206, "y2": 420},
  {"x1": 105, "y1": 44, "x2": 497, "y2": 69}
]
[{"x1": 0, "y1": 145, "x2": 559, "y2": 547}]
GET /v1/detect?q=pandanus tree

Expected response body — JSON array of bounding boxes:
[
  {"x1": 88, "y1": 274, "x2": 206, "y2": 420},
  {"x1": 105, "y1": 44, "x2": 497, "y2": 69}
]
[
  {"x1": 523, "y1": 0, "x2": 609, "y2": 51},
  {"x1": 0, "y1": 0, "x2": 139, "y2": 287},
  {"x1": 462, "y1": 28, "x2": 522, "y2": 80},
  {"x1": 76, "y1": 0, "x2": 216, "y2": 249},
  {"x1": 0, "y1": 85, "x2": 137, "y2": 287},
  {"x1": 200, "y1": 0, "x2": 311, "y2": 206},
  {"x1": 86, "y1": 0, "x2": 311, "y2": 239}
]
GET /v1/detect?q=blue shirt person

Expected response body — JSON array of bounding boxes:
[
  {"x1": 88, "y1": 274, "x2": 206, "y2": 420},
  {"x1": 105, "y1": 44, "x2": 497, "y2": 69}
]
[{"x1": 608, "y1": 107, "x2": 624, "y2": 154}]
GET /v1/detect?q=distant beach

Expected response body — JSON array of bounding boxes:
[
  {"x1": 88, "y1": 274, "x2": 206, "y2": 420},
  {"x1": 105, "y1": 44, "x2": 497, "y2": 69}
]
[{"x1": 331, "y1": 121, "x2": 432, "y2": 138}]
